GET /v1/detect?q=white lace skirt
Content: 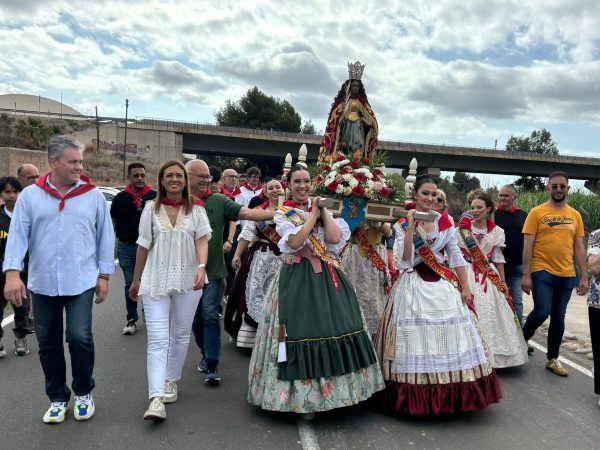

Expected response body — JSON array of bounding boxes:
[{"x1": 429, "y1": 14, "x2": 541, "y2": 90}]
[
  {"x1": 464, "y1": 264, "x2": 528, "y2": 368},
  {"x1": 341, "y1": 243, "x2": 388, "y2": 338}
]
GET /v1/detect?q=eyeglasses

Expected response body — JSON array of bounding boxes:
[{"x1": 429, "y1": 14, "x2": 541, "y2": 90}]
[
  {"x1": 437, "y1": 197, "x2": 445, "y2": 203},
  {"x1": 23, "y1": 175, "x2": 39, "y2": 181},
  {"x1": 189, "y1": 173, "x2": 212, "y2": 182},
  {"x1": 224, "y1": 175, "x2": 239, "y2": 179},
  {"x1": 549, "y1": 184, "x2": 567, "y2": 190}
]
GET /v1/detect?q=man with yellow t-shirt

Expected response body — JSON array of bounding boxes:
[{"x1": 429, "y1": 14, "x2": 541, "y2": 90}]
[{"x1": 522, "y1": 171, "x2": 589, "y2": 376}]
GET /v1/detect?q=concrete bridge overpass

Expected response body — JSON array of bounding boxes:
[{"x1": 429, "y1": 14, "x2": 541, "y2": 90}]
[{"x1": 132, "y1": 118, "x2": 600, "y2": 190}]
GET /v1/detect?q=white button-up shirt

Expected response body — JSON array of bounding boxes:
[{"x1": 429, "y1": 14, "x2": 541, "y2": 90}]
[{"x1": 2, "y1": 178, "x2": 115, "y2": 296}]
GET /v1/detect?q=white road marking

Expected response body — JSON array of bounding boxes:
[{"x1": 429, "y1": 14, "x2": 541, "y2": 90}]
[
  {"x1": 529, "y1": 340, "x2": 593, "y2": 378},
  {"x1": 1, "y1": 313, "x2": 14, "y2": 327},
  {"x1": 297, "y1": 417, "x2": 320, "y2": 450}
]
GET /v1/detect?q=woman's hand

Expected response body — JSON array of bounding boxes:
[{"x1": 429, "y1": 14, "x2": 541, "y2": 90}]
[
  {"x1": 461, "y1": 287, "x2": 473, "y2": 305},
  {"x1": 232, "y1": 255, "x2": 241, "y2": 270},
  {"x1": 129, "y1": 280, "x2": 140, "y2": 302},
  {"x1": 194, "y1": 267, "x2": 206, "y2": 290},
  {"x1": 406, "y1": 209, "x2": 416, "y2": 229}
]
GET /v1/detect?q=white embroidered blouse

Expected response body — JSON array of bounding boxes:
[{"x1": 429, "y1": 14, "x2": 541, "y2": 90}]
[
  {"x1": 137, "y1": 201, "x2": 212, "y2": 298},
  {"x1": 392, "y1": 212, "x2": 467, "y2": 269}
]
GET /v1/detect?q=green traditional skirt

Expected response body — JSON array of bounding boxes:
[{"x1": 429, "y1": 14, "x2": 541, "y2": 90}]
[{"x1": 277, "y1": 258, "x2": 377, "y2": 380}]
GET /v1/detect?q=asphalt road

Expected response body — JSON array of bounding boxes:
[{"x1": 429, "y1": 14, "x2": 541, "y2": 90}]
[{"x1": 1, "y1": 268, "x2": 599, "y2": 450}]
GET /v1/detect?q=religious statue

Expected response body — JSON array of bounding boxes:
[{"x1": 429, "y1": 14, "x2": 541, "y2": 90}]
[{"x1": 318, "y1": 61, "x2": 378, "y2": 166}]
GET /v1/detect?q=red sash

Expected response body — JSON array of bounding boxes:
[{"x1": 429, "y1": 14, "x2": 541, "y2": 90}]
[
  {"x1": 458, "y1": 226, "x2": 514, "y2": 311},
  {"x1": 255, "y1": 202, "x2": 281, "y2": 244},
  {"x1": 35, "y1": 173, "x2": 96, "y2": 212},
  {"x1": 354, "y1": 226, "x2": 399, "y2": 294}
]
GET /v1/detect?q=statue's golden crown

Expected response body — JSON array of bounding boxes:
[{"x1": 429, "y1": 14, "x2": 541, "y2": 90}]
[{"x1": 347, "y1": 61, "x2": 365, "y2": 81}]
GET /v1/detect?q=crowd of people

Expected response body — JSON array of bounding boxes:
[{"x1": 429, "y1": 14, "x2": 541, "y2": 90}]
[{"x1": 1, "y1": 134, "x2": 599, "y2": 425}]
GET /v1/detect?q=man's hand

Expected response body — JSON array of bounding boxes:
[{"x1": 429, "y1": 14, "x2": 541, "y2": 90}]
[
  {"x1": 522, "y1": 274, "x2": 532, "y2": 295},
  {"x1": 3, "y1": 271, "x2": 27, "y2": 307},
  {"x1": 95, "y1": 278, "x2": 109, "y2": 304},
  {"x1": 577, "y1": 277, "x2": 590, "y2": 296},
  {"x1": 223, "y1": 241, "x2": 233, "y2": 254},
  {"x1": 129, "y1": 280, "x2": 140, "y2": 302}
]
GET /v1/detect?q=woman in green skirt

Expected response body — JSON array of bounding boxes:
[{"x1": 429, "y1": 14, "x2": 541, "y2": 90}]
[{"x1": 247, "y1": 165, "x2": 384, "y2": 416}]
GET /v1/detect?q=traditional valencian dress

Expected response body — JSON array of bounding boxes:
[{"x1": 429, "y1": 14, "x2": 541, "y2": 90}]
[
  {"x1": 224, "y1": 203, "x2": 284, "y2": 348},
  {"x1": 374, "y1": 211, "x2": 502, "y2": 415},
  {"x1": 248, "y1": 199, "x2": 385, "y2": 413},
  {"x1": 456, "y1": 219, "x2": 528, "y2": 368},
  {"x1": 340, "y1": 224, "x2": 398, "y2": 340}
]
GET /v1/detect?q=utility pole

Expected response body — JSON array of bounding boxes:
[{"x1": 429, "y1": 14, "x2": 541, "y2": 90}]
[
  {"x1": 123, "y1": 98, "x2": 129, "y2": 182},
  {"x1": 95, "y1": 106, "x2": 100, "y2": 153}
]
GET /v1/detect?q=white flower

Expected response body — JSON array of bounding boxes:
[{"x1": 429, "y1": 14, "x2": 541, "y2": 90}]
[
  {"x1": 342, "y1": 173, "x2": 352, "y2": 181},
  {"x1": 365, "y1": 188, "x2": 373, "y2": 197},
  {"x1": 331, "y1": 159, "x2": 349, "y2": 170},
  {"x1": 335, "y1": 184, "x2": 344, "y2": 194},
  {"x1": 343, "y1": 187, "x2": 352, "y2": 195},
  {"x1": 366, "y1": 180, "x2": 374, "y2": 188},
  {"x1": 348, "y1": 178, "x2": 359, "y2": 187}
]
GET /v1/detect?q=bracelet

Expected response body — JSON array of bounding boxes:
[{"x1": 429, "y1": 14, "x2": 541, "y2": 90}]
[
  {"x1": 198, "y1": 263, "x2": 206, "y2": 269},
  {"x1": 98, "y1": 274, "x2": 110, "y2": 281},
  {"x1": 228, "y1": 239, "x2": 234, "y2": 244}
]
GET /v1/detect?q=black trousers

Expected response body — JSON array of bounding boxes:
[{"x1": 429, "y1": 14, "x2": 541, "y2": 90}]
[{"x1": 589, "y1": 307, "x2": 600, "y2": 395}]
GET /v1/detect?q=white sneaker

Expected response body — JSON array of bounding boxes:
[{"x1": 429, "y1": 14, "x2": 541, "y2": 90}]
[
  {"x1": 43, "y1": 402, "x2": 68, "y2": 424},
  {"x1": 164, "y1": 381, "x2": 178, "y2": 404},
  {"x1": 144, "y1": 397, "x2": 166, "y2": 420},
  {"x1": 122, "y1": 320, "x2": 136, "y2": 335},
  {"x1": 74, "y1": 393, "x2": 95, "y2": 421}
]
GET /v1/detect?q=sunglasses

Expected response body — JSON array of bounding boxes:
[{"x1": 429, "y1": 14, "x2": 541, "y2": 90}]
[
  {"x1": 549, "y1": 184, "x2": 568, "y2": 191},
  {"x1": 436, "y1": 197, "x2": 445, "y2": 203}
]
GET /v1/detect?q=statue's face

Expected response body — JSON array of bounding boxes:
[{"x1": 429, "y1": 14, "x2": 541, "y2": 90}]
[{"x1": 350, "y1": 80, "x2": 360, "y2": 96}]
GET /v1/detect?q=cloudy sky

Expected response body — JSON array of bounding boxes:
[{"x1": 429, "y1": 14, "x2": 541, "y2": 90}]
[{"x1": 1, "y1": 0, "x2": 599, "y2": 161}]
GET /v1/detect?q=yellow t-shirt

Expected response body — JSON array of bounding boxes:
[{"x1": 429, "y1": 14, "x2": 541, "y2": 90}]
[{"x1": 522, "y1": 203, "x2": 584, "y2": 277}]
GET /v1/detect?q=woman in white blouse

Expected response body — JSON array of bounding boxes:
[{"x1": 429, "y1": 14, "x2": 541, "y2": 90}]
[{"x1": 129, "y1": 160, "x2": 211, "y2": 421}]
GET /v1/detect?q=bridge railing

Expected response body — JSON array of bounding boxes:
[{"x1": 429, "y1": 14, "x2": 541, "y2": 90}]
[{"x1": 134, "y1": 116, "x2": 598, "y2": 163}]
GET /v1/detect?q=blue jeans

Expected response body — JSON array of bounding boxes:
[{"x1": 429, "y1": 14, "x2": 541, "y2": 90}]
[
  {"x1": 522, "y1": 270, "x2": 576, "y2": 360},
  {"x1": 505, "y1": 264, "x2": 524, "y2": 326},
  {"x1": 32, "y1": 288, "x2": 95, "y2": 402},
  {"x1": 118, "y1": 241, "x2": 139, "y2": 322},
  {"x1": 192, "y1": 279, "x2": 222, "y2": 368}
]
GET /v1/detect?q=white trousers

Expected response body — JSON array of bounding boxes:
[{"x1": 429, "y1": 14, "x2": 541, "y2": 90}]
[{"x1": 142, "y1": 290, "x2": 202, "y2": 399}]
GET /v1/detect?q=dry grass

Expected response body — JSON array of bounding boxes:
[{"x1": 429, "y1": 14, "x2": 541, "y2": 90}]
[{"x1": 83, "y1": 147, "x2": 162, "y2": 187}]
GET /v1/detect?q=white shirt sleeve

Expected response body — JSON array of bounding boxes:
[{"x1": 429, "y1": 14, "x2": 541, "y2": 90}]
[
  {"x1": 193, "y1": 205, "x2": 212, "y2": 241},
  {"x1": 393, "y1": 222, "x2": 414, "y2": 269},
  {"x1": 136, "y1": 202, "x2": 154, "y2": 250},
  {"x1": 317, "y1": 214, "x2": 350, "y2": 254},
  {"x1": 445, "y1": 232, "x2": 468, "y2": 268},
  {"x1": 239, "y1": 220, "x2": 258, "y2": 246},
  {"x1": 275, "y1": 209, "x2": 304, "y2": 254}
]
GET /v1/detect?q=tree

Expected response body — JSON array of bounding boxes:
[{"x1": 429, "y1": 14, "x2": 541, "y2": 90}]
[
  {"x1": 15, "y1": 117, "x2": 53, "y2": 148},
  {"x1": 451, "y1": 171, "x2": 481, "y2": 194},
  {"x1": 506, "y1": 128, "x2": 559, "y2": 191},
  {"x1": 300, "y1": 120, "x2": 319, "y2": 135},
  {"x1": 215, "y1": 86, "x2": 302, "y2": 133}
]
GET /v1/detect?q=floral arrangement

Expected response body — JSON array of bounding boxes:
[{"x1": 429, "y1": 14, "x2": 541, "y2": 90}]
[{"x1": 311, "y1": 150, "x2": 402, "y2": 203}]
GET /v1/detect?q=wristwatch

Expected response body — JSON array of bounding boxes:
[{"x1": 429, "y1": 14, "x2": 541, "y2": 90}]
[
  {"x1": 198, "y1": 263, "x2": 207, "y2": 269},
  {"x1": 228, "y1": 239, "x2": 234, "y2": 244}
]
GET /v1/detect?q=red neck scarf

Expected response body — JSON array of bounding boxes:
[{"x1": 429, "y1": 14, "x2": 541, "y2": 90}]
[
  {"x1": 258, "y1": 201, "x2": 269, "y2": 210},
  {"x1": 242, "y1": 182, "x2": 262, "y2": 193},
  {"x1": 282, "y1": 199, "x2": 311, "y2": 212},
  {"x1": 35, "y1": 172, "x2": 96, "y2": 212},
  {"x1": 495, "y1": 203, "x2": 520, "y2": 213},
  {"x1": 459, "y1": 216, "x2": 495, "y2": 232},
  {"x1": 162, "y1": 197, "x2": 205, "y2": 208},
  {"x1": 220, "y1": 184, "x2": 241, "y2": 199},
  {"x1": 125, "y1": 184, "x2": 152, "y2": 208}
]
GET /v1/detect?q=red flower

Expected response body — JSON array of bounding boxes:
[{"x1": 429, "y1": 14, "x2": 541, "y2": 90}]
[
  {"x1": 363, "y1": 158, "x2": 369, "y2": 164},
  {"x1": 372, "y1": 169, "x2": 383, "y2": 179},
  {"x1": 352, "y1": 185, "x2": 365, "y2": 197},
  {"x1": 322, "y1": 165, "x2": 331, "y2": 172},
  {"x1": 327, "y1": 181, "x2": 338, "y2": 192},
  {"x1": 349, "y1": 160, "x2": 360, "y2": 169},
  {"x1": 335, "y1": 155, "x2": 345, "y2": 162},
  {"x1": 354, "y1": 172, "x2": 366, "y2": 182},
  {"x1": 380, "y1": 187, "x2": 391, "y2": 198},
  {"x1": 341, "y1": 165, "x2": 353, "y2": 174},
  {"x1": 314, "y1": 175, "x2": 324, "y2": 184}
]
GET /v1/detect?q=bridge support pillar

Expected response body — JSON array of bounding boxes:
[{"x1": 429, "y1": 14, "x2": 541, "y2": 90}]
[
  {"x1": 402, "y1": 166, "x2": 441, "y2": 179},
  {"x1": 584, "y1": 179, "x2": 600, "y2": 195}
]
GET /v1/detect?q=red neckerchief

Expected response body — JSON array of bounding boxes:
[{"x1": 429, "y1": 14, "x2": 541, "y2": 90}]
[
  {"x1": 258, "y1": 192, "x2": 267, "y2": 202},
  {"x1": 398, "y1": 203, "x2": 452, "y2": 232},
  {"x1": 495, "y1": 203, "x2": 521, "y2": 213},
  {"x1": 258, "y1": 201, "x2": 269, "y2": 210},
  {"x1": 458, "y1": 216, "x2": 495, "y2": 233},
  {"x1": 282, "y1": 199, "x2": 311, "y2": 212},
  {"x1": 242, "y1": 182, "x2": 262, "y2": 193},
  {"x1": 124, "y1": 184, "x2": 152, "y2": 208},
  {"x1": 35, "y1": 172, "x2": 96, "y2": 212},
  {"x1": 162, "y1": 197, "x2": 205, "y2": 208},
  {"x1": 220, "y1": 184, "x2": 241, "y2": 199}
]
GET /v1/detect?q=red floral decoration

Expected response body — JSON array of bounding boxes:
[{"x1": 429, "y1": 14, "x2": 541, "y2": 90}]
[{"x1": 352, "y1": 185, "x2": 365, "y2": 197}]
